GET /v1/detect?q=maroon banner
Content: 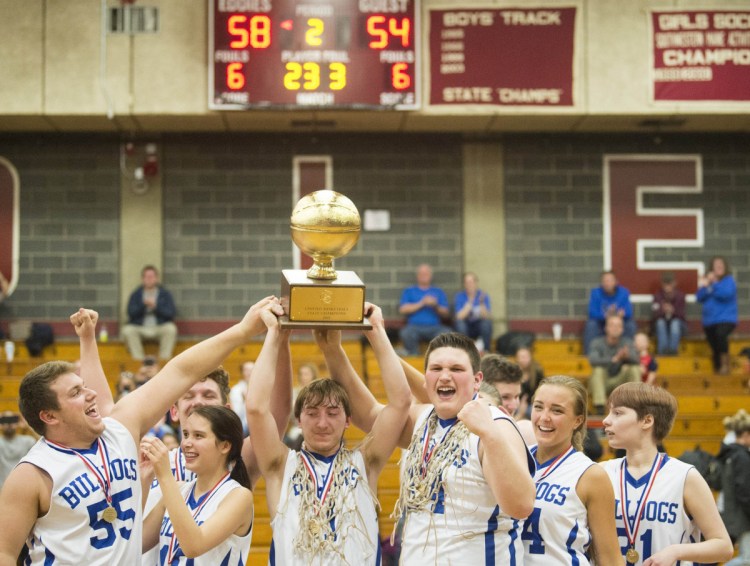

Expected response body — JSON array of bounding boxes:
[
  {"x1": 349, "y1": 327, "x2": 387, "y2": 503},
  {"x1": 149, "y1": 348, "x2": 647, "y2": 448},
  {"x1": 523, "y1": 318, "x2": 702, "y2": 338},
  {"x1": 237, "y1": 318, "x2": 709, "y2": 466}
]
[
  {"x1": 652, "y1": 11, "x2": 750, "y2": 101},
  {"x1": 429, "y1": 7, "x2": 576, "y2": 106},
  {"x1": 0, "y1": 157, "x2": 19, "y2": 295}
]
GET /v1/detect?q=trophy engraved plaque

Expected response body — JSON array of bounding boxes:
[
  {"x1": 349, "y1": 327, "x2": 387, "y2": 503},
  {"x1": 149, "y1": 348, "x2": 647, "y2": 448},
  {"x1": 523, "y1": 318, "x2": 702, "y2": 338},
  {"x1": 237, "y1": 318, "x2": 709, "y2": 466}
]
[{"x1": 280, "y1": 190, "x2": 371, "y2": 329}]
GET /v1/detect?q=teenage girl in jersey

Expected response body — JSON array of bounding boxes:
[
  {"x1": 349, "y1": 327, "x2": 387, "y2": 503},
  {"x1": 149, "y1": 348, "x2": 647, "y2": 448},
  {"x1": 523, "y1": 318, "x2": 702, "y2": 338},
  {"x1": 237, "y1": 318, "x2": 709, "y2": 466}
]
[
  {"x1": 602, "y1": 382, "x2": 732, "y2": 565},
  {"x1": 523, "y1": 375, "x2": 623, "y2": 565},
  {"x1": 141, "y1": 405, "x2": 253, "y2": 565}
]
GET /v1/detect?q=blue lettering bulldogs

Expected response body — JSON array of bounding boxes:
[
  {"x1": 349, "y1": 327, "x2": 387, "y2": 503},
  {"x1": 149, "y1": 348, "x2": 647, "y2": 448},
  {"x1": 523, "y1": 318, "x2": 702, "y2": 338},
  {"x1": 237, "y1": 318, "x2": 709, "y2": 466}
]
[{"x1": 21, "y1": 418, "x2": 142, "y2": 562}]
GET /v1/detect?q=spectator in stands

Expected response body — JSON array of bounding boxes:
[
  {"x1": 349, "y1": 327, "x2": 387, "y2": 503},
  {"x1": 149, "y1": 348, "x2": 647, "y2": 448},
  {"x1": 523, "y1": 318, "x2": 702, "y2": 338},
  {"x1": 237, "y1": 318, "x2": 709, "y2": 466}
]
[
  {"x1": 122, "y1": 264, "x2": 178, "y2": 361},
  {"x1": 634, "y1": 331, "x2": 658, "y2": 385},
  {"x1": 134, "y1": 355, "x2": 159, "y2": 387},
  {"x1": 515, "y1": 346, "x2": 544, "y2": 419},
  {"x1": 718, "y1": 412, "x2": 750, "y2": 566},
  {"x1": 583, "y1": 270, "x2": 636, "y2": 354},
  {"x1": 0, "y1": 411, "x2": 36, "y2": 490},
  {"x1": 453, "y1": 272, "x2": 493, "y2": 354},
  {"x1": 587, "y1": 314, "x2": 640, "y2": 415},
  {"x1": 398, "y1": 263, "x2": 450, "y2": 355},
  {"x1": 697, "y1": 256, "x2": 738, "y2": 375},
  {"x1": 229, "y1": 360, "x2": 254, "y2": 435},
  {"x1": 651, "y1": 271, "x2": 688, "y2": 355},
  {"x1": 115, "y1": 371, "x2": 136, "y2": 401}
]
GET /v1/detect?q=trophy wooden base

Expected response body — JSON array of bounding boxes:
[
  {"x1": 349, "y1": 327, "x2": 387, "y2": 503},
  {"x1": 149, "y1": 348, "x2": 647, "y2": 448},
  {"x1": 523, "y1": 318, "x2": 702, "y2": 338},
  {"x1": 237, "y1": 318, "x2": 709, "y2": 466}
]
[{"x1": 280, "y1": 269, "x2": 372, "y2": 330}]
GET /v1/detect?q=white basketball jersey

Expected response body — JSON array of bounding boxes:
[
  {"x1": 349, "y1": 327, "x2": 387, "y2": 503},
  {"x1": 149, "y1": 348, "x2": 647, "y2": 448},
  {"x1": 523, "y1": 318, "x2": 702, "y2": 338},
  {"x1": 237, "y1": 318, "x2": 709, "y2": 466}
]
[
  {"x1": 602, "y1": 455, "x2": 701, "y2": 565},
  {"x1": 523, "y1": 446, "x2": 594, "y2": 566},
  {"x1": 156, "y1": 477, "x2": 252, "y2": 566},
  {"x1": 21, "y1": 418, "x2": 142, "y2": 565},
  {"x1": 143, "y1": 447, "x2": 197, "y2": 565},
  {"x1": 399, "y1": 406, "x2": 535, "y2": 566},
  {"x1": 270, "y1": 448, "x2": 380, "y2": 565}
]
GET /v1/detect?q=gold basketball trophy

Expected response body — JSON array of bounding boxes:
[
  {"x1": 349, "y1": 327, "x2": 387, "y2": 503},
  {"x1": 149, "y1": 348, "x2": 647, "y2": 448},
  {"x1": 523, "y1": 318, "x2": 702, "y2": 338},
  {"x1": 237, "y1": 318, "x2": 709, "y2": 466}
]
[{"x1": 280, "y1": 190, "x2": 371, "y2": 329}]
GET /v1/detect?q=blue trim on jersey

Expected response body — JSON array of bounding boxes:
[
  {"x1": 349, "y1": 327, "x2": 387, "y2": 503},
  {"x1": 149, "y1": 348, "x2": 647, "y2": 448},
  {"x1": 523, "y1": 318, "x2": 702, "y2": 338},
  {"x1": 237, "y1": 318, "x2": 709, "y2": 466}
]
[
  {"x1": 565, "y1": 521, "x2": 580, "y2": 566},
  {"x1": 219, "y1": 550, "x2": 230, "y2": 566},
  {"x1": 45, "y1": 438, "x2": 98, "y2": 456},
  {"x1": 484, "y1": 505, "x2": 499, "y2": 565},
  {"x1": 306, "y1": 450, "x2": 337, "y2": 464},
  {"x1": 532, "y1": 446, "x2": 578, "y2": 470},
  {"x1": 438, "y1": 416, "x2": 458, "y2": 427},
  {"x1": 624, "y1": 454, "x2": 669, "y2": 487},
  {"x1": 269, "y1": 539, "x2": 275, "y2": 565},
  {"x1": 509, "y1": 519, "x2": 519, "y2": 566}
]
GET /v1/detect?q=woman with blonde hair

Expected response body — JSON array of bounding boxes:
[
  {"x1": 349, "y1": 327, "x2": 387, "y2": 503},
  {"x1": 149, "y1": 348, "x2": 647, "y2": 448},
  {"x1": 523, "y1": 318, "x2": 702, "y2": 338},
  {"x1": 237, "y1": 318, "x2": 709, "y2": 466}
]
[{"x1": 522, "y1": 375, "x2": 623, "y2": 564}]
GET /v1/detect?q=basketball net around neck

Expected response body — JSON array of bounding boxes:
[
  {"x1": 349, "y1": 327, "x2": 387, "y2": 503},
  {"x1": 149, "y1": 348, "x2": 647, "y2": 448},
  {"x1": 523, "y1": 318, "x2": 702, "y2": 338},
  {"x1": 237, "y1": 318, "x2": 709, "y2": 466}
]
[
  {"x1": 391, "y1": 410, "x2": 470, "y2": 535},
  {"x1": 288, "y1": 445, "x2": 378, "y2": 564}
]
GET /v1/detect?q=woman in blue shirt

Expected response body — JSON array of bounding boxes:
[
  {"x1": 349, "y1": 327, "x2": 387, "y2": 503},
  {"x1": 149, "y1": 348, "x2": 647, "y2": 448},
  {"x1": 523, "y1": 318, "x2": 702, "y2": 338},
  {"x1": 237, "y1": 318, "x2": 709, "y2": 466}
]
[{"x1": 696, "y1": 256, "x2": 738, "y2": 375}]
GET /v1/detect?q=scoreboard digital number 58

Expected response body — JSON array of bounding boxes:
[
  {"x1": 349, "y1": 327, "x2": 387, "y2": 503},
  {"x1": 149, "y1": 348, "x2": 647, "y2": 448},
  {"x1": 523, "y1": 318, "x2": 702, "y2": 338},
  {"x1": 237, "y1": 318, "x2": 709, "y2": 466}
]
[{"x1": 210, "y1": 0, "x2": 420, "y2": 110}]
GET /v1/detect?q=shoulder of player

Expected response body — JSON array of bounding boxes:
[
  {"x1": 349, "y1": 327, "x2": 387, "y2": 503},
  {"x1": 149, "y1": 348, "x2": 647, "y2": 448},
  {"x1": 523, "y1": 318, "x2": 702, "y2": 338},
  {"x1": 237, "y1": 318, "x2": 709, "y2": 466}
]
[{"x1": 1, "y1": 462, "x2": 50, "y2": 508}]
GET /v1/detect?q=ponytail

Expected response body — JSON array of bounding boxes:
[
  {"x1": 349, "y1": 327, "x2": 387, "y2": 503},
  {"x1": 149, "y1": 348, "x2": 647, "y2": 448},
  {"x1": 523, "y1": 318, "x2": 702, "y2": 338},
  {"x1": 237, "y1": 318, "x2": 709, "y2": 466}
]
[{"x1": 230, "y1": 455, "x2": 252, "y2": 490}]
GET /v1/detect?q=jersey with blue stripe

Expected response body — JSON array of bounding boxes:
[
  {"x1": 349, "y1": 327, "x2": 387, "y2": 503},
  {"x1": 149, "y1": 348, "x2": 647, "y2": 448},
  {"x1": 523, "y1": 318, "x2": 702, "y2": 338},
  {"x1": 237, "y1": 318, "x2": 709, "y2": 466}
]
[
  {"x1": 143, "y1": 446, "x2": 196, "y2": 565},
  {"x1": 602, "y1": 456, "x2": 701, "y2": 565},
  {"x1": 156, "y1": 478, "x2": 252, "y2": 566},
  {"x1": 270, "y1": 448, "x2": 380, "y2": 565},
  {"x1": 523, "y1": 446, "x2": 594, "y2": 565},
  {"x1": 399, "y1": 405, "x2": 535, "y2": 566},
  {"x1": 21, "y1": 418, "x2": 142, "y2": 565}
]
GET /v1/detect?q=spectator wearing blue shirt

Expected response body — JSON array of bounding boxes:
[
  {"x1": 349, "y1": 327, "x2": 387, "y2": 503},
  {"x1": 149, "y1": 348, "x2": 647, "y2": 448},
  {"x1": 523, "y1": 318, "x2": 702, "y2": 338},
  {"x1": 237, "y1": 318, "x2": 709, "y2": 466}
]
[
  {"x1": 398, "y1": 264, "x2": 450, "y2": 355},
  {"x1": 583, "y1": 271, "x2": 636, "y2": 354},
  {"x1": 696, "y1": 256, "x2": 738, "y2": 375},
  {"x1": 453, "y1": 272, "x2": 493, "y2": 353}
]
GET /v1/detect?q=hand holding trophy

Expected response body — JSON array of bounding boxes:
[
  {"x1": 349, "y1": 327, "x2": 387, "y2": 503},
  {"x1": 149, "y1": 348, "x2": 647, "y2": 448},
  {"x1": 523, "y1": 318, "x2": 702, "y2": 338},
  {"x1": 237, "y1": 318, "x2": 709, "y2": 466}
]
[{"x1": 280, "y1": 190, "x2": 371, "y2": 329}]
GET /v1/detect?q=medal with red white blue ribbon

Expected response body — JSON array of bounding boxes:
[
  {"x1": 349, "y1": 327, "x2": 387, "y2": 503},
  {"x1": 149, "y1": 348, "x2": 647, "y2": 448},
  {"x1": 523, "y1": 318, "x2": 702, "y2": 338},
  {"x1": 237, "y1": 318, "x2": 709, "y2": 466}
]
[
  {"x1": 619, "y1": 452, "x2": 665, "y2": 564},
  {"x1": 45, "y1": 437, "x2": 118, "y2": 523}
]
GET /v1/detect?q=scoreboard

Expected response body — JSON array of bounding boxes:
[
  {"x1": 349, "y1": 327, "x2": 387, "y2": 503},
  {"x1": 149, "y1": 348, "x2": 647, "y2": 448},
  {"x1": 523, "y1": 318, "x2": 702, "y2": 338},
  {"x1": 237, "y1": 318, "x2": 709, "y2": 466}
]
[{"x1": 210, "y1": 0, "x2": 420, "y2": 109}]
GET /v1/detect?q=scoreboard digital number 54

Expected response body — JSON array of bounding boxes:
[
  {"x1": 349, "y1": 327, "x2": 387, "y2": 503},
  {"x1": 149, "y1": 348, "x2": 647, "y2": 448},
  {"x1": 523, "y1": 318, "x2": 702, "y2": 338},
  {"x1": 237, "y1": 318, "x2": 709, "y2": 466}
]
[{"x1": 210, "y1": 0, "x2": 420, "y2": 110}]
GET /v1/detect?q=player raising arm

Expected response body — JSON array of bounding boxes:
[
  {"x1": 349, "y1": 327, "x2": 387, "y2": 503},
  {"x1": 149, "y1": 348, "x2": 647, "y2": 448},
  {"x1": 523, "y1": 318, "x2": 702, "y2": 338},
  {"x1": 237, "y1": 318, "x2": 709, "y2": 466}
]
[
  {"x1": 246, "y1": 302, "x2": 410, "y2": 564},
  {"x1": 0, "y1": 296, "x2": 283, "y2": 566}
]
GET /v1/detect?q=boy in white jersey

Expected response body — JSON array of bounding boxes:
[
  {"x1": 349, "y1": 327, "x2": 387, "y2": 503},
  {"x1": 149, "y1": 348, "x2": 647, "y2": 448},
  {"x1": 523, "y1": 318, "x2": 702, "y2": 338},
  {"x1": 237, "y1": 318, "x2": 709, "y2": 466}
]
[
  {"x1": 246, "y1": 302, "x2": 410, "y2": 565},
  {"x1": 602, "y1": 382, "x2": 732, "y2": 565},
  {"x1": 0, "y1": 297, "x2": 285, "y2": 566},
  {"x1": 332, "y1": 331, "x2": 536, "y2": 565}
]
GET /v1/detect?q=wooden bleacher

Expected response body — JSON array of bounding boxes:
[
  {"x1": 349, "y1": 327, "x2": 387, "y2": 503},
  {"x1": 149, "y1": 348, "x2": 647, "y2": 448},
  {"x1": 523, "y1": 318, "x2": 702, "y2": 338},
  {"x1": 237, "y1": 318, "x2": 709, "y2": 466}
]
[{"x1": 1, "y1": 336, "x2": 748, "y2": 565}]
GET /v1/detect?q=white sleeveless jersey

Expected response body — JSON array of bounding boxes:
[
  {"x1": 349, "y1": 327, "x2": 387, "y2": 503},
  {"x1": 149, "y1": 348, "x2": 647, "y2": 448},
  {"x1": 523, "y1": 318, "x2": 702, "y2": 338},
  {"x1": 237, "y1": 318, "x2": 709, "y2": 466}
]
[
  {"x1": 399, "y1": 406, "x2": 535, "y2": 566},
  {"x1": 143, "y1": 447, "x2": 197, "y2": 565},
  {"x1": 20, "y1": 418, "x2": 142, "y2": 565},
  {"x1": 156, "y1": 477, "x2": 252, "y2": 566},
  {"x1": 270, "y1": 448, "x2": 380, "y2": 565},
  {"x1": 523, "y1": 446, "x2": 594, "y2": 566},
  {"x1": 602, "y1": 455, "x2": 701, "y2": 565}
]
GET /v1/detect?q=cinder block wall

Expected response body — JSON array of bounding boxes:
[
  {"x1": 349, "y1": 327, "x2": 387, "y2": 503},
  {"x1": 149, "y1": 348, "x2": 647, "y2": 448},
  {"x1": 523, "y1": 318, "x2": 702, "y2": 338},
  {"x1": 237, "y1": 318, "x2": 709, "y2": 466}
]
[
  {"x1": 1, "y1": 132, "x2": 748, "y2": 332},
  {"x1": 504, "y1": 133, "x2": 750, "y2": 325}
]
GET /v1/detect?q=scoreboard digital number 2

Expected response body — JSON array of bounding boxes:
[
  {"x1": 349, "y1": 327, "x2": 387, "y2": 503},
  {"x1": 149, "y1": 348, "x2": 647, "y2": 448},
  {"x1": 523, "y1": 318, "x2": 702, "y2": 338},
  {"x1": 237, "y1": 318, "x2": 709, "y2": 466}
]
[{"x1": 210, "y1": 0, "x2": 420, "y2": 110}]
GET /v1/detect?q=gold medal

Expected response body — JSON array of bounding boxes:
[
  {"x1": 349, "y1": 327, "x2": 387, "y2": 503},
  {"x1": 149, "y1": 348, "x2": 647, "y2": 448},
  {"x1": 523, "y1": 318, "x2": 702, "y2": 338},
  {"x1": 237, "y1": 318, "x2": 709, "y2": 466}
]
[
  {"x1": 102, "y1": 505, "x2": 117, "y2": 523},
  {"x1": 625, "y1": 547, "x2": 639, "y2": 564}
]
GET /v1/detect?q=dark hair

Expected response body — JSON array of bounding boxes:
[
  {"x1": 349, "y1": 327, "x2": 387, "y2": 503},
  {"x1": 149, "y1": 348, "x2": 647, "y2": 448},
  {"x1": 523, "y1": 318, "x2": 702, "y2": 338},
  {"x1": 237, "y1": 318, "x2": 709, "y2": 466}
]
[
  {"x1": 203, "y1": 367, "x2": 231, "y2": 405},
  {"x1": 141, "y1": 264, "x2": 159, "y2": 276},
  {"x1": 424, "y1": 332, "x2": 481, "y2": 374},
  {"x1": 19, "y1": 361, "x2": 73, "y2": 435},
  {"x1": 191, "y1": 405, "x2": 251, "y2": 489},
  {"x1": 294, "y1": 378, "x2": 351, "y2": 421},
  {"x1": 608, "y1": 382, "x2": 677, "y2": 442},
  {"x1": 480, "y1": 354, "x2": 522, "y2": 384}
]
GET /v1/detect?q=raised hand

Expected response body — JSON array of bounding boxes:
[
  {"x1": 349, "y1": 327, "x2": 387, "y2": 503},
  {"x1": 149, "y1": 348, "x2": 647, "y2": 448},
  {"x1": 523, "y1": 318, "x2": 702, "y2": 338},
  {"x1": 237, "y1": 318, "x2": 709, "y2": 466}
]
[{"x1": 70, "y1": 308, "x2": 99, "y2": 340}]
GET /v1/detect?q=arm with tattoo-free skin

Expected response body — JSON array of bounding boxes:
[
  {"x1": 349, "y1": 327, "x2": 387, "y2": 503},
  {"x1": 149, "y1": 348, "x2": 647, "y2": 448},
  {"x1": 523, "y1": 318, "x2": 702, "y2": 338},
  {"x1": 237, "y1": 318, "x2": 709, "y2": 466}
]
[
  {"x1": 458, "y1": 399, "x2": 535, "y2": 520},
  {"x1": 70, "y1": 308, "x2": 115, "y2": 416}
]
